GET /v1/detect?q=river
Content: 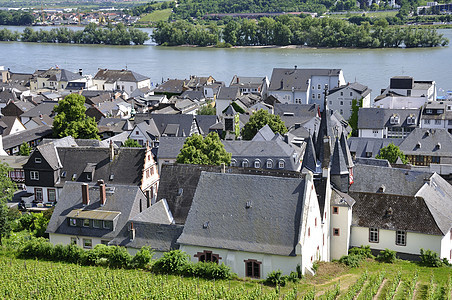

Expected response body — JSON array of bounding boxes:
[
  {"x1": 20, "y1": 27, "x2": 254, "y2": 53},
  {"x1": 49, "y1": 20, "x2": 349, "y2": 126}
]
[{"x1": 2, "y1": 26, "x2": 452, "y2": 97}]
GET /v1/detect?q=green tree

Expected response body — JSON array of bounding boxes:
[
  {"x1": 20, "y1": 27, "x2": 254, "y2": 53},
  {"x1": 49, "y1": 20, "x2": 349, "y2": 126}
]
[
  {"x1": 376, "y1": 143, "x2": 408, "y2": 164},
  {"x1": 19, "y1": 142, "x2": 31, "y2": 156},
  {"x1": 241, "y1": 109, "x2": 287, "y2": 140},
  {"x1": 0, "y1": 163, "x2": 16, "y2": 245},
  {"x1": 176, "y1": 132, "x2": 231, "y2": 165},
  {"x1": 53, "y1": 94, "x2": 99, "y2": 140},
  {"x1": 348, "y1": 98, "x2": 362, "y2": 137},
  {"x1": 123, "y1": 138, "x2": 142, "y2": 147},
  {"x1": 197, "y1": 102, "x2": 216, "y2": 115}
]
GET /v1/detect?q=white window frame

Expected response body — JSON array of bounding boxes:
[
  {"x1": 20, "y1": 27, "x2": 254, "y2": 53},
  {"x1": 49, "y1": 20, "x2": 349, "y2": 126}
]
[
  {"x1": 69, "y1": 218, "x2": 77, "y2": 227},
  {"x1": 254, "y1": 160, "x2": 261, "y2": 169},
  {"x1": 93, "y1": 219, "x2": 102, "y2": 228},
  {"x1": 396, "y1": 230, "x2": 406, "y2": 246},
  {"x1": 266, "y1": 160, "x2": 273, "y2": 169},
  {"x1": 30, "y1": 171, "x2": 39, "y2": 180},
  {"x1": 83, "y1": 238, "x2": 92, "y2": 249},
  {"x1": 369, "y1": 228, "x2": 379, "y2": 243},
  {"x1": 278, "y1": 160, "x2": 285, "y2": 169}
]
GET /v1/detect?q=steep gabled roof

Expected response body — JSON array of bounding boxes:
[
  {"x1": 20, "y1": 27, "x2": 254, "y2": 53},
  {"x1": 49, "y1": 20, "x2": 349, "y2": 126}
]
[
  {"x1": 330, "y1": 137, "x2": 348, "y2": 175},
  {"x1": 2, "y1": 125, "x2": 53, "y2": 150},
  {"x1": 252, "y1": 124, "x2": 275, "y2": 141},
  {"x1": 269, "y1": 68, "x2": 342, "y2": 92},
  {"x1": 217, "y1": 86, "x2": 240, "y2": 100},
  {"x1": 93, "y1": 69, "x2": 149, "y2": 83},
  {"x1": 301, "y1": 134, "x2": 317, "y2": 173},
  {"x1": 177, "y1": 172, "x2": 306, "y2": 256},
  {"x1": 46, "y1": 182, "x2": 146, "y2": 239},
  {"x1": 399, "y1": 128, "x2": 452, "y2": 156}
]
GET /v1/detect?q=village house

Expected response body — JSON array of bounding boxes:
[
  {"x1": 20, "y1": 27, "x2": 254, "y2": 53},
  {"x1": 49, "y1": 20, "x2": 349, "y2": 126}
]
[
  {"x1": 92, "y1": 69, "x2": 150, "y2": 96},
  {"x1": 327, "y1": 82, "x2": 372, "y2": 120}
]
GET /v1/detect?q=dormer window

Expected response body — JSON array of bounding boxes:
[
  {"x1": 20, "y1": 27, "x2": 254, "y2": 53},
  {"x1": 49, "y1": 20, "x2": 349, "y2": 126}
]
[
  {"x1": 390, "y1": 114, "x2": 400, "y2": 124},
  {"x1": 426, "y1": 109, "x2": 433, "y2": 114},
  {"x1": 242, "y1": 160, "x2": 249, "y2": 168},
  {"x1": 407, "y1": 115, "x2": 416, "y2": 125},
  {"x1": 230, "y1": 159, "x2": 236, "y2": 167},
  {"x1": 278, "y1": 160, "x2": 285, "y2": 169},
  {"x1": 266, "y1": 160, "x2": 273, "y2": 169},
  {"x1": 254, "y1": 160, "x2": 261, "y2": 169}
]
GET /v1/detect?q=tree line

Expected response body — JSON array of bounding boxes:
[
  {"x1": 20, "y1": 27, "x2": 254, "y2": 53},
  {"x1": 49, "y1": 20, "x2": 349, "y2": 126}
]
[
  {"x1": 152, "y1": 16, "x2": 449, "y2": 48},
  {"x1": 0, "y1": 10, "x2": 34, "y2": 26},
  {"x1": 0, "y1": 23, "x2": 149, "y2": 45}
]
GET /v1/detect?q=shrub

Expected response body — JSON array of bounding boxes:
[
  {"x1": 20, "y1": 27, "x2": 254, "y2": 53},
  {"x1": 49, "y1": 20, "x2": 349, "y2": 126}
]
[
  {"x1": 130, "y1": 246, "x2": 154, "y2": 269},
  {"x1": 339, "y1": 254, "x2": 361, "y2": 268},
  {"x1": 348, "y1": 245, "x2": 374, "y2": 259},
  {"x1": 376, "y1": 249, "x2": 397, "y2": 263},
  {"x1": 296, "y1": 264, "x2": 303, "y2": 279},
  {"x1": 288, "y1": 271, "x2": 299, "y2": 283},
  {"x1": 152, "y1": 250, "x2": 189, "y2": 275},
  {"x1": 312, "y1": 260, "x2": 319, "y2": 272},
  {"x1": 108, "y1": 245, "x2": 132, "y2": 268},
  {"x1": 265, "y1": 270, "x2": 287, "y2": 287},
  {"x1": 419, "y1": 248, "x2": 443, "y2": 267},
  {"x1": 18, "y1": 237, "x2": 53, "y2": 259},
  {"x1": 185, "y1": 262, "x2": 231, "y2": 280}
]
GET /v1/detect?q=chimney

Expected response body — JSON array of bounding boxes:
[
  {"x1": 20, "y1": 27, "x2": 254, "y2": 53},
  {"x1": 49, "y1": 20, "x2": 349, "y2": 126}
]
[
  {"x1": 82, "y1": 183, "x2": 89, "y2": 206},
  {"x1": 236, "y1": 76, "x2": 239, "y2": 84},
  {"x1": 294, "y1": 65, "x2": 297, "y2": 70},
  {"x1": 280, "y1": 80, "x2": 283, "y2": 89},
  {"x1": 129, "y1": 222, "x2": 136, "y2": 241},
  {"x1": 79, "y1": 69, "x2": 83, "y2": 76},
  {"x1": 100, "y1": 182, "x2": 106, "y2": 206},
  {"x1": 109, "y1": 140, "x2": 114, "y2": 161},
  {"x1": 221, "y1": 162, "x2": 226, "y2": 173}
]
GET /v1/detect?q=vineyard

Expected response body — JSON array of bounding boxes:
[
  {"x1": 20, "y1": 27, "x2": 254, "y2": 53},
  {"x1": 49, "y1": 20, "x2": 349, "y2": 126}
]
[{"x1": 0, "y1": 256, "x2": 451, "y2": 299}]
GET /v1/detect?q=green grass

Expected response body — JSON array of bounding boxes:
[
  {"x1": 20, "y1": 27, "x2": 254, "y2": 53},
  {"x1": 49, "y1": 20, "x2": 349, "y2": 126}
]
[
  {"x1": 327, "y1": 10, "x2": 398, "y2": 19},
  {"x1": 0, "y1": 254, "x2": 450, "y2": 299},
  {"x1": 139, "y1": 8, "x2": 172, "y2": 23}
]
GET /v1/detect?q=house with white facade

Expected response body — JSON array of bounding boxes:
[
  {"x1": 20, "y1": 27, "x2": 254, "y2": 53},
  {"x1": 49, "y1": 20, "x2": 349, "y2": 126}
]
[
  {"x1": 229, "y1": 75, "x2": 269, "y2": 98},
  {"x1": 177, "y1": 171, "x2": 323, "y2": 277},
  {"x1": 358, "y1": 107, "x2": 421, "y2": 138},
  {"x1": 30, "y1": 68, "x2": 87, "y2": 91},
  {"x1": 93, "y1": 69, "x2": 150, "y2": 95},
  {"x1": 349, "y1": 164, "x2": 452, "y2": 262},
  {"x1": 327, "y1": 82, "x2": 371, "y2": 120},
  {"x1": 267, "y1": 67, "x2": 345, "y2": 110},
  {"x1": 420, "y1": 100, "x2": 452, "y2": 133},
  {"x1": 375, "y1": 76, "x2": 436, "y2": 104},
  {"x1": 128, "y1": 120, "x2": 160, "y2": 147}
]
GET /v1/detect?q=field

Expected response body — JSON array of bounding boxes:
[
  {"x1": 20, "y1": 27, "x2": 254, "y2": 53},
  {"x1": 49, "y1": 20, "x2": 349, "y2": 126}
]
[
  {"x1": 0, "y1": 255, "x2": 451, "y2": 299},
  {"x1": 327, "y1": 10, "x2": 399, "y2": 19},
  {"x1": 139, "y1": 9, "x2": 172, "y2": 23}
]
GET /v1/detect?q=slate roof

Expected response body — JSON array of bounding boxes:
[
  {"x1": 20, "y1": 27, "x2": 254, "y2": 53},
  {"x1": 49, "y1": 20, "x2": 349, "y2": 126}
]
[
  {"x1": 230, "y1": 76, "x2": 266, "y2": 89},
  {"x1": 20, "y1": 102, "x2": 57, "y2": 119},
  {"x1": 399, "y1": 128, "x2": 452, "y2": 156},
  {"x1": 269, "y1": 68, "x2": 342, "y2": 92},
  {"x1": 38, "y1": 68, "x2": 83, "y2": 82},
  {"x1": 2, "y1": 125, "x2": 53, "y2": 150},
  {"x1": 0, "y1": 116, "x2": 23, "y2": 136},
  {"x1": 349, "y1": 163, "x2": 432, "y2": 196},
  {"x1": 330, "y1": 137, "x2": 348, "y2": 175},
  {"x1": 157, "y1": 137, "x2": 186, "y2": 159},
  {"x1": 196, "y1": 115, "x2": 218, "y2": 135},
  {"x1": 178, "y1": 172, "x2": 306, "y2": 256},
  {"x1": 36, "y1": 142, "x2": 62, "y2": 170},
  {"x1": 252, "y1": 125, "x2": 275, "y2": 141},
  {"x1": 348, "y1": 137, "x2": 403, "y2": 159},
  {"x1": 130, "y1": 199, "x2": 174, "y2": 224},
  {"x1": 0, "y1": 155, "x2": 29, "y2": 169},
  {"x1": 109, "y1": 222, "x2": 183, "y2": 251},
  {"x1": 1, "y1": 100, "x2": 35, "y2": 117},
  {"x1": 354, "y1": 157, "x2": 391, "y2": 167},
  {"x1": 134, "y1": 114, "x2": 200, "y2": 137},
  {"x1": 358, "y1": 108, "x2": 421, "y2": 129},
  {"x1": 0, "y1": 88, "x2": 20, "y2": 104},
  {"x1": 46, "y1": 182, "x2": 145, "y2": 239},
  {"x1": 216, "y1": 86, "x2": 240, "y2": 100},
  {"x1": 93, "y1": 69, "x2": 149, "y2": 83},
  {"x1": 152, "y1": 79, "x2": 186, "y2": 95},
  {"x1": 301, "y1": 134, "x2": 317, "y2": 173},
  {"x1": 27, "y1": 114, "x2": 54, "y2": 127},
  {"x1": 180, "y1": 90, "x2": 205, "y2": 101},
  {"x1": 156, "y1": 164, "x2": 304, "y2": 224},
  {"x1": 135, "y1": 120, "x2": 160, "y2": 139},
  {"x1": 329, "y1": 82, "x2": 371, "y2": 98},
  {"x1": 55, "y1": 147, "x2": 146, "y2": 187},
  {"x1": 274, "y1": 103, "x2": 319, "y2": 118}
]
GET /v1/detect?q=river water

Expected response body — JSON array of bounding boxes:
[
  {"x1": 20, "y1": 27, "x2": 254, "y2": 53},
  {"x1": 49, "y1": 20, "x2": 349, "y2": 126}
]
[{"x1": 2, "y1": 26, "x2": 452, "y2": 97}]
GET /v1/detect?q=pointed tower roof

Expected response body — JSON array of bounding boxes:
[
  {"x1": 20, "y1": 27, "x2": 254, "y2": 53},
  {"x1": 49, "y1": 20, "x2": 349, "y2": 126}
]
[
  {"x1": 301, "y1": 134, "x2": 317, "y2": 173},
  {"x1": 340, "y1": 131, "x2": 354, "y2": 168},
  {"x1": 331, "y1": 137, "x2": 349, "y2": 175},
  {"x1": 315, "y1": 108, "x2": 334, "y2": 159}
]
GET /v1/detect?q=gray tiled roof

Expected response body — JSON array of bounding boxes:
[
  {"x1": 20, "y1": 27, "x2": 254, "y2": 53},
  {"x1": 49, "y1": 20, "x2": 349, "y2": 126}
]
[
  {"x1": 301, "y1": 134, "x2": 317, "y2": 173},
  {"x1": 94, "y1": 69, "x2": 149, "y2": 83},
  {"x1": 329, "y1": 82, "x2": 371, "y2": 98},
  {"x1": 348, "y1": 137, "x2": 403, "y2": 159},
  {"x1": 358, "y1": 108, "x2": 421, "y2": 129},
  {"x1": 109, "y1": 222, "x2": 183, "y2": 251},
  {"x1": 399, "y1": 128, "x2": 452, "y2": 156},
  {"x1": 131, "y1": 199, "x2": 173, "y2": 225},
  {"x1": 217, "y1": 86, "x2": 240, "y2": 100},
  {"x1": 230, "y1": 76, "x2": 266, "y2": 88},
  {"x1": 36, "y1": 142, "x2": 62, "y2": 170},
  {"x1": 177, "y1": 172, "x2": 306, "y2": 256},
  {"x1": 56, "y1": 147, "x2": 146, "y2": 187},
  {"x1": 2, "y1": 125, "x2": 53, "y2": 149},
  {"x1": 156, "y1": 164, "x2": 304, "y2": 225},
  {"x1": 195, "y1": 115, "x2": 218, "y2": 136},
  {"x1": 152, "y1": 79, "x2": 186, "y2": 94},
  {"x1": 20, "y1": 102, "x2": 57, "y2": 118},
  {"x1": 134, "y1": 114, "x2": 195, "y2": 137},
  {"x1": 252, "y1": 124, "x2": 275, "y2": 141},
  {"x1": 46, "y1": 182, "x2": 145, "y2": 239},
  {"x1": 330, "y1": 137, "x2": 348, "y2": 175},
  {"x1": 157, "y1": 137, "x2": 186, "y2": 159},
  {"x1": 38, "y1": 68, "x2": 83, "y2": 82},
  {"x1": 349, "y1": 164, "x2": 433, "y2": 196},
  {"x1": 269, "y1": 68, "x2": 342, "y2": 92}
]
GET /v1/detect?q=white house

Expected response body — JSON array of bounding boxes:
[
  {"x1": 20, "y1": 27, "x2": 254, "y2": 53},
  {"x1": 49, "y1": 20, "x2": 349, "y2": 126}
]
[
  {"x1": 267, "y1": 67, "x2": 345, "y2": 110},
  {"x1": 327, "y1": 82, "x2": 371, "y2": 120},
  {"x1": 93, "y1": 69, "x2": 150, "y2": 94},
  {"x1": 376, "y1": 76, "x2": 436, "y2": 103},
  {"x1": 177, "y1": 171, "x2": 324, "y2": 277},
  {"x1": 30, "y1": 68, "x2": 87, "y2": 91}
]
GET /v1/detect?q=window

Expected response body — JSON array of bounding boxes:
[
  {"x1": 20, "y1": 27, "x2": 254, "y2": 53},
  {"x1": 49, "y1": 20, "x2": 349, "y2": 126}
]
[
  {"x1": 318, "y1": 84, "x2": 321, "y2": 89},
  {"x1": 93, "y1": 219, "x2": 102, "y2": 228},
  {"x1": 435, "y1": 120, "x2": 441, "y2": 125},
  {"x1": 30, "y1": 171, "x2": 39, "y2": 180},
  {"x1": 340, "y1": 101, "x2": 343, "y2": 106},
  {"x1": 242, "y1": 160, "x2": 249, "y2": 168},
  {"x1": 372, "y1": 130, "x2": 379, "y2": 134},
  {"x1": 312, "y1": 93, "x2": 315, "y2": 99},
  {"x1": 317, "y1": 93, "x2": 321, "y2": 99},
  {"x1": 103, "y1": 220, "x2": 113, "y2": 230},
  {"x1": 35, "y1": 188, "x2": 43, "y2": 202},
  {"x1": 349, "y1": 92, "x2": 353, "y2": 96},
  {"x1": 69, "y1": 218, "x2": 77, "y2": 227},
  {"x1": 195, "y1": 250, "x2": 221, "y2": 263},
  {"x1": 333, "y1": 228, "x2": 340, "y2": 236},
  {"x1": 230, "y1": 159, "x2": 236, "y2": 167},
  {"x1": 396, "y1": 230, "x2": 406, "y2": 246},
  {"x1": 83, "y1": 219, "x2": 90, "y2": 227},
  {"x1": 308, "y1": 227, "x2": 311, "y2": 237},
  {"x1": 333, "y1": 206, "x2": 339, "y2": 214},
  {"x1": 48, "y1": 189, "x2": 56, "y2": 202},
  {"x1": 83, "y1": 238, "x2": 92, "y2": 249},
  {"x1": 448, "y1": 120, "x2": 452, "y2": 125},
  {"x1": 70, "y1": 237, "x2": 77, "y2": 245},
  {"x1": 101, "y1": 240, "x2": 109, "y2": 245},
  {"x1": 278, "y1": 160, "x2": 285, "y2": 169},
  {"x1": 369, "y1": 228, "x2": 379, "y2": 243},
  {"x1": 315, "y1": 218, "x2": 317, "y2": 227},
  {"x1": 244, "y1": 259, "x2": 261, "y2": 278},
  {"x1": 340, "y1": 92, "x2": 343, "y2": 96},
  {"x1": 424, "y1": 119, "x2": 431, "y2": 124},
  {"x1": 266, "y1": 160, "x2": 273, "y2": 169},
  {"x1": 35, "y1": 158, "x2": 41, "y2": 163},
  {"x1": 254, "y1": 160, "x2": 261, "y2": 168},
  {"x1": 426, "y1": 109, "x2": 433, "y2": 114},
  {"x1": 135, "y1": 131, "x2": 139, "y2": 135}
]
